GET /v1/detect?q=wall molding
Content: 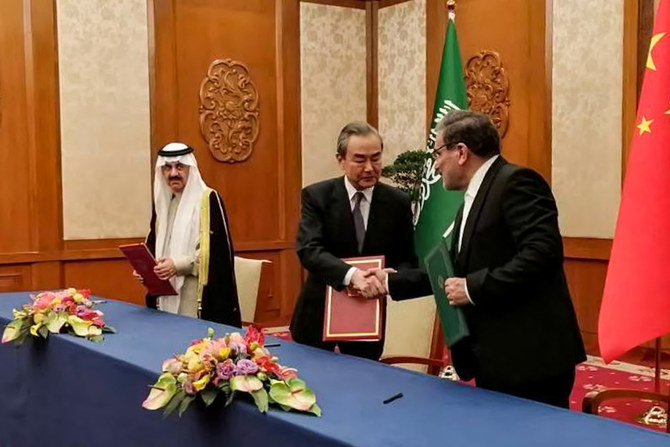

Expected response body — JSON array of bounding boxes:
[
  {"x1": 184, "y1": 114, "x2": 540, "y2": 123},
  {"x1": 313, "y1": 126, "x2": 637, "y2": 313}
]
[
  {"x1": 563, "y1": 237, "x2": 612, "y2": 261},
  {"x1": 300, "y1": 0, "x2": 366, "y2": 9}
]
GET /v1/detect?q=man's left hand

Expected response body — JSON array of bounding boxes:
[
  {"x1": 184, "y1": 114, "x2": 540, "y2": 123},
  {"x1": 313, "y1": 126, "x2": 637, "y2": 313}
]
[
  {"x1": 155, "y1": 258, "x2": 177, "y2": 280},
  {"x1": 444, "y1": 277, "x2": 469, "y2": 306}
]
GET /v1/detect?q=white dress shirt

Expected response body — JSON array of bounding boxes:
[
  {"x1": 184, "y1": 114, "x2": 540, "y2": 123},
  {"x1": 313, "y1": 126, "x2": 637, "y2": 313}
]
[
  {"x1": 343, "y1": 176, "x2": 374, "y2": 285},
  {"x1": 458, "y1": 154, "x2": 499, "y2": 304}
]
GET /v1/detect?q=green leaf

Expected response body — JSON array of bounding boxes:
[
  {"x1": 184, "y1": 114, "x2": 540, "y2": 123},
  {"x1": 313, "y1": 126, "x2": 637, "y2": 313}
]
[
  {"x1": 88, "y1": 335, "x2": 103, "y2": 343},
  {"x1": 142, "y1": 373, "x2": 177, "y2": 410},
  {"x1": 102, "y1": 326, "x2": 116, "y2": 334},
  {"x1": 163, "y1": 390, "x2": 185, "y2": 418},
  {"x1": 178, "y1": 395, "x2": 195, "y2": 417},
  {"x1": 269, "y1": 379, "x2": 317, "y2": 412},
  {"x1": 200, "y1": 387, "x2": 218, "y2": 407},
  {"x1": 225, "y1": 390, "x2": 236, "y2": 407},
  {"x1": 251, "y1": 388, "x2": 269, "y2": 413},
  {"x1": 308, "y1": 403, "x2": 322, "y2": 417}
]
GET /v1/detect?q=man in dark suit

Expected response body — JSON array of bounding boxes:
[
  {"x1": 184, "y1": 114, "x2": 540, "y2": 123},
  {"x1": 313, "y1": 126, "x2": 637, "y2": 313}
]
[
  {"x1": 290, "y1": 122, "x2": 418, "y2": 361},
  {"x1": 384, "y1": 111, "x2": 585, "y2": 408}
]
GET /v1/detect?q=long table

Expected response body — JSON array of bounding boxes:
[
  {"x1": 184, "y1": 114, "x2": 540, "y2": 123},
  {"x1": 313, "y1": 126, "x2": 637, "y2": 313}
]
[{"x1": 1, "y1": 292, "x2": 669, "y2": 446}]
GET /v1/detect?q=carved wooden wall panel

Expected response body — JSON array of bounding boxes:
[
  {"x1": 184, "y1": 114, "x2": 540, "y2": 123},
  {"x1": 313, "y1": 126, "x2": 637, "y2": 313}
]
[
  {"x1": 427, "y1": 0, "x2": 550, "y2": 181},
  {"x1": 465, "y1": 50, "x2": 510, "y2": 138},
  {"x1": 152, "y1": 0, "x2": 302, "y2": 325},
  {"x1": 199, "y1": 58, "x2": 260, "y2": 163}
]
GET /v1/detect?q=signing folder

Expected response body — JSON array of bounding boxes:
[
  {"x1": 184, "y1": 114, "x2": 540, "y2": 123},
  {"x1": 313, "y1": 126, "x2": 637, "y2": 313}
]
[
  {"x1": 119, "y1": 243, "x2": 177, "y2": 296},
  {"x1": 424, "y1": 239, "x2": 469, "y2": 347},
  {"x1": 322, "y1": 255, "x2": 385, "y2": 342}
]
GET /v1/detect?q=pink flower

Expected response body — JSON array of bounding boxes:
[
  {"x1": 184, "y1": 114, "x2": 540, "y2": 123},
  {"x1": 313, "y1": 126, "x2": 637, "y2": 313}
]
[
  {"x1": 244, "y1": 325, "x2": 265, "y2": 346},
  {"x1": 162, "y1": 358, "x2": 182, "y2": 375},
  {"x1": 33, "y1": 294, "x2": 54, "y2": 310},
  {"x1": 216, "y1": 359, "x2": 237, "y2": 380},
  {"x1": 184, "y1": 381, "x2": 196, "y2": 395},
  {"x1": 236, "y1": 359, "x2": 259, "y2": 375}
]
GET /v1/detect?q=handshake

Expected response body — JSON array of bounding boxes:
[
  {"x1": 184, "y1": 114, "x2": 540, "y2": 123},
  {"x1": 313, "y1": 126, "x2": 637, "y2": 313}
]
[{"x1": 347, "y1": 267, "x2": 397, "y2": 299}]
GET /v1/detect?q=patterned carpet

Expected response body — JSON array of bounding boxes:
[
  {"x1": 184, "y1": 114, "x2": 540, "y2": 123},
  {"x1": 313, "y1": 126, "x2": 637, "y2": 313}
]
[{"x1": 261, "y1": 327, "x2": 669, "y2": 432}]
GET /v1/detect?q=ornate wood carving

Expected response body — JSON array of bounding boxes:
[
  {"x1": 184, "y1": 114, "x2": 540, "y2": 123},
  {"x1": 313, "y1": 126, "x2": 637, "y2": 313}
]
[
  {"x1": 199, "y1": 59, "x2": 260, "y2": 163},
  {"x1": 465, "y1": 51, "x2": 510, "y2": 137}
]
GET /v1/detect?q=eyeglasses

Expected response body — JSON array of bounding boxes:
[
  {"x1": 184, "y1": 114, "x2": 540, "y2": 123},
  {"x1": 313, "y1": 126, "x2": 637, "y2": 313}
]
[{"x1": 431, "y1": 143, "x2": 453, "y2": 160}]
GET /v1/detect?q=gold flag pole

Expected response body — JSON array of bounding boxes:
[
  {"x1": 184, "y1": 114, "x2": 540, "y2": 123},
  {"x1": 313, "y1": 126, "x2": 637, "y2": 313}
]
[{"x1": 637, "y1": 338, "x2": 668, "y2": 429}]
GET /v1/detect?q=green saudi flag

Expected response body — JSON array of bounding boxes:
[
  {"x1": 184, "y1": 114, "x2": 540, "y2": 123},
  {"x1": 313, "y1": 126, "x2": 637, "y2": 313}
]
[{"x1": 414, "y1": 14, "x2": 467, "y2": 266}]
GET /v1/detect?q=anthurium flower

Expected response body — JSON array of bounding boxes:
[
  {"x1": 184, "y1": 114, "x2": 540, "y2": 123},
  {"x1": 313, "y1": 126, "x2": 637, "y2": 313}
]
[
  {"x1": 67, "y1": 315, "x2": 92, "y2": 337},
  {"x1": 142, "y1": 373, "x2": 177, "y2": 410},
  {"x1": 230, "y1": 375, "x2": 263, "y2": 393},
  {"x1": 279, "y1": 367, "x2": 298, "y2": 380},
  {"x1": 269, "y1": 379, "x2": 317, "y2": 411},
  {"x1": 2, "y1": 319, "x2": 25, "y2": 343},
  {"x1": 45, "y1": 313, "x2": 67, "y2": 333}
]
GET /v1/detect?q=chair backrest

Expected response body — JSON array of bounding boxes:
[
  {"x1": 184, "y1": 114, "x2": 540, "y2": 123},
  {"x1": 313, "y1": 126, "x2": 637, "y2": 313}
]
[{"x1": 234, "y1": 256, "x2": 270, "y2": 324}]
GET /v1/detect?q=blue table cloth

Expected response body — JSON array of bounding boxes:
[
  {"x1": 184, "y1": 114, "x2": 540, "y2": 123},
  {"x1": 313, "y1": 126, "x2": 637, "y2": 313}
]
[{"x1": 1, "y1": 292, "x2": 669, "y2": 447}]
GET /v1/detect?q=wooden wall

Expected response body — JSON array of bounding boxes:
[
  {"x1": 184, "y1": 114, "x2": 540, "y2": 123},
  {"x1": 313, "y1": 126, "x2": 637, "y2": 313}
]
[
  {"x1": 0, "y1": 1, "x2": 148, "y2": 305},
  {"x1": 150, "y1": 0, "x2": 303, "y2": 325},
  {"x1": 0, "y1": 0, "x2": 301, "y2": 326}
]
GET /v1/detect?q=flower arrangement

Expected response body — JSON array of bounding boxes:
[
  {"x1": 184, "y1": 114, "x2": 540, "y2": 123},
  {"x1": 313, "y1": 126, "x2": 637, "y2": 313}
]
[
  {"x1": 142, "y1": 326, "x2": 321, "y2": 418},
  {"x1": 1, "y1": 288, "x2": 115, "y2": 345}
]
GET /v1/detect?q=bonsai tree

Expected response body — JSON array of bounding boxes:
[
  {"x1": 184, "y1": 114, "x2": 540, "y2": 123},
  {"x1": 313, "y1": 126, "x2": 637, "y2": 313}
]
[{"x1": 382, "y1": 150, "x2": 431, "y2": 203}]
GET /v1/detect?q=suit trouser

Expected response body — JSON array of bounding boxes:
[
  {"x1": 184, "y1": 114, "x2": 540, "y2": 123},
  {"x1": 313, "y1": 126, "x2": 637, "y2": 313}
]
[{"x1": 475, "y1": 367, "x2": 576, "y2": 409}]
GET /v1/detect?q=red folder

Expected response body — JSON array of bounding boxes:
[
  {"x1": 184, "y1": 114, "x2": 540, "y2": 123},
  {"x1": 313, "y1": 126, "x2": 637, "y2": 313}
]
[
  {"x1": 119, "y1": 243, "x2": 177, "y2": 296},
  {"x1": 322, "y1": 255, "x2": 385, "y2": 342}
]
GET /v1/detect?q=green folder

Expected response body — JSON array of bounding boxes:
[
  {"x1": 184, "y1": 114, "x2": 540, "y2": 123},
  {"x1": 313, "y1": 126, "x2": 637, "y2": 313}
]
[{"x1": 424, "y1": 239, "x2": 470, "y2": 347}]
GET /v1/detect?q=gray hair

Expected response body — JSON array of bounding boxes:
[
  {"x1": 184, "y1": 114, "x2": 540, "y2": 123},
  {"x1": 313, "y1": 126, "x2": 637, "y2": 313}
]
[{"x1": 336, "y1": 121, "x2": 383, "y2": 158}]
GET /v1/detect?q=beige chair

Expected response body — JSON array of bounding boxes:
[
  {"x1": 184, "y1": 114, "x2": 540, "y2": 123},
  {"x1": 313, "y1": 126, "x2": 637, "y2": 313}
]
[{"x1": 233, "y1": 256, "x2": 271, "y2": 325}]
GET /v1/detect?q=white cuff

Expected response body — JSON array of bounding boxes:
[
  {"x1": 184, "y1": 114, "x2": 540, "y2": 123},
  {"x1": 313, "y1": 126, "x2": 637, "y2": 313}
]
[
  {"x1": 464, "y1": 278, "x2": 474, "y2": 305},
  {"x1": 343, "y1": 267, "x2": 358, "y2": 286}
]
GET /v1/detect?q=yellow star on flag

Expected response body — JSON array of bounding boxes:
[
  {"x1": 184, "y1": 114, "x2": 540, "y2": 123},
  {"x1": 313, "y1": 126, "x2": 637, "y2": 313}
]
[
  {"x1": 647, "y1": 32, "x2": 666, "y2": 70},
  {"x1": 637, "y1": 116, "x2": 653, "y2": 135},
  {"x1": 665, "y1": 104, "x2": 670, "y2": 115}
]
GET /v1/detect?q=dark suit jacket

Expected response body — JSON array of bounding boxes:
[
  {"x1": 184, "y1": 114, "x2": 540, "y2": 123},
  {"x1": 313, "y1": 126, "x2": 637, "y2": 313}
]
[
  {"x1": 290, "y1": 177, "x2": 418, "y2": 346},
  {"x1": 389, "y1": 157, "x2": 586, "y2": 385}
]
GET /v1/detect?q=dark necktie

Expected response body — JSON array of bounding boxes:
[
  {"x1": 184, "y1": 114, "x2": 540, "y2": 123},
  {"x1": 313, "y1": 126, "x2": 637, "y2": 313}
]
[{"x1": 352, "y1": 191, "x2": 366, "y2": 253}]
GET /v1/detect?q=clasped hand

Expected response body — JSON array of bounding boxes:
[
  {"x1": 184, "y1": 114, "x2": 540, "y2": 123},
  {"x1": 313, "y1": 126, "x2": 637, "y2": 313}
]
[{"x1": 348, "y1": 268, "x2": 396, "y2": 299}]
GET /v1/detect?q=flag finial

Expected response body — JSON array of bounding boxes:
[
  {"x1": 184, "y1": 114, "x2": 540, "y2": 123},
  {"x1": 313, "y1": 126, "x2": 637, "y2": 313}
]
[{"x1": 447, "y1": 0, "x2": 456, "y2": 19}]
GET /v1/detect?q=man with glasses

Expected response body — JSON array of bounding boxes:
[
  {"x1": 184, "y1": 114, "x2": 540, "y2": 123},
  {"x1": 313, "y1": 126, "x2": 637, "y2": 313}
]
[{"x1": 383, "y1": 111, "x2": 585, "y2": 408}]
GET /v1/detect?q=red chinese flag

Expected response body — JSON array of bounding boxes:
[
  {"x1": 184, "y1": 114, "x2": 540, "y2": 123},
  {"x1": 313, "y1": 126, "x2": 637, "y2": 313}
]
[{"x1": 599, "y1": 0, "x2": 670, "y2": 362}]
